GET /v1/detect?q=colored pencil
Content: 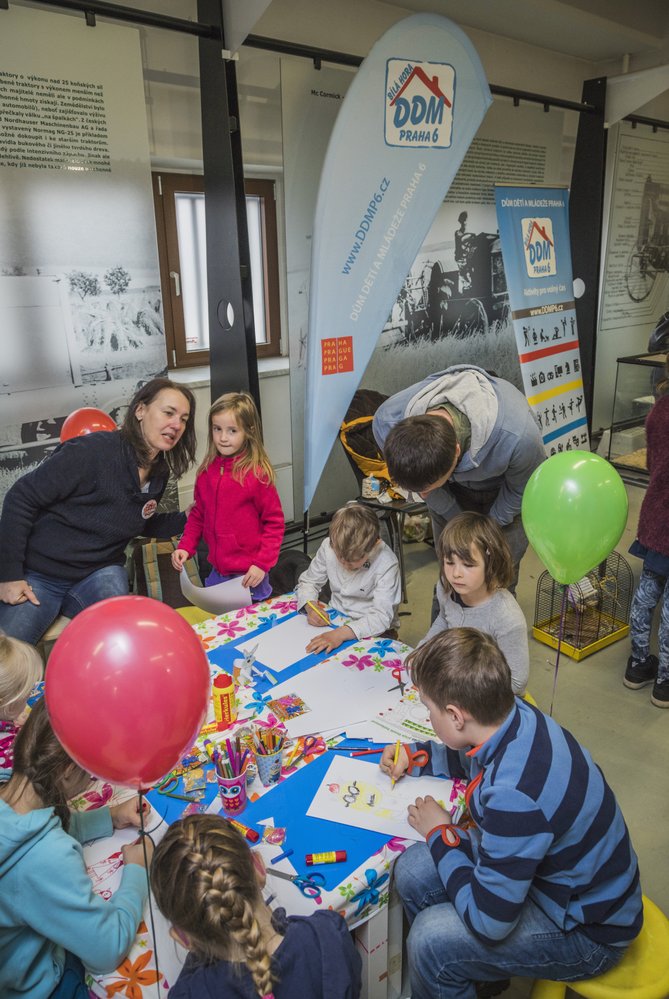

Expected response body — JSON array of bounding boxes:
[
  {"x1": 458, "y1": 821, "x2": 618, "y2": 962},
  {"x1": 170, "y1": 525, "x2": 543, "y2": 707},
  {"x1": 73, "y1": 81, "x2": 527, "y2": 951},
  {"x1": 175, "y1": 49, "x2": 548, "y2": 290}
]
[
  {"x1": 391, "y1": 739, "x2": 401, "y2": 790},
  {"x1": 306, "y1": 600, "x2": 334, "y2": 627}
]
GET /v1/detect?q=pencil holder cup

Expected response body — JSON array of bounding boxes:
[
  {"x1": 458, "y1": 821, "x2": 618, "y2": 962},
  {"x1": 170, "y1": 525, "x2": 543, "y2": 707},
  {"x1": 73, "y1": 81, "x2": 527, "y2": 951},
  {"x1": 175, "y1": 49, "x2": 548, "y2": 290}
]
[
  {"x1": 256, "y1": 747, "x2": 284, "y2": 787},
  {"x1": 216, "y1": 769, "x2": 247, "y2": 816}
]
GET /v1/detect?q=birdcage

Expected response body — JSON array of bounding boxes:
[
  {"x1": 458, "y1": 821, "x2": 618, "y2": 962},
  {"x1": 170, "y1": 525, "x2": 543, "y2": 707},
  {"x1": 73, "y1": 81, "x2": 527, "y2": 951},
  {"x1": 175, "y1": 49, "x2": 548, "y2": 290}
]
[{"x1": 533, "y1": 552, "x2": 633, "y2": 661}]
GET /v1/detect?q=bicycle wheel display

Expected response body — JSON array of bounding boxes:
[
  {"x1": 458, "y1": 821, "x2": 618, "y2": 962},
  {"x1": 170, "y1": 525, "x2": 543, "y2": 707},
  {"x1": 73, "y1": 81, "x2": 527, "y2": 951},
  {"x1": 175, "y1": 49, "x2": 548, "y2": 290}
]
[{"x1": 626, "y1": 244, "x2": 657, "y2": 302}]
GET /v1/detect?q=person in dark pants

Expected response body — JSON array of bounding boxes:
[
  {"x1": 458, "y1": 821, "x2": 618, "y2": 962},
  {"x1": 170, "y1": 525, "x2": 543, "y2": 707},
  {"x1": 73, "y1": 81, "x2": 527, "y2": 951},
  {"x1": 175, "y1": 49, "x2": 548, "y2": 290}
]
[
  {"x1": 384, "y1": 629, "x2": 642, "y2": 999},
  {"x1": 0, "y1": 378, "x2": 196, "y2": 645}
]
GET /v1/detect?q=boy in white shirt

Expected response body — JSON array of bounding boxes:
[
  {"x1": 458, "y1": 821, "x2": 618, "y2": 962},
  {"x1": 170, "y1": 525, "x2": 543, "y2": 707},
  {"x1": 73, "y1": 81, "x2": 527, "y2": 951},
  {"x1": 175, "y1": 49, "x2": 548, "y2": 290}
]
[{"x1": 296, "y1": 504, "x2": 402, "y2": 655}]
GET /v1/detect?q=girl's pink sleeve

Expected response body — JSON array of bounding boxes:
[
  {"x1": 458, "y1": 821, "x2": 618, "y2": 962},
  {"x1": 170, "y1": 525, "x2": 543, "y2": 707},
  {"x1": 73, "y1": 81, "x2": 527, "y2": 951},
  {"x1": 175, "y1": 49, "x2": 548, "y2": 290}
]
[
  {"x1": 178, "y1": 473, "x2": 206, "y2": 556},
  {"x1": 254, "y1": 478, "x2": 285, "y2": 571}
]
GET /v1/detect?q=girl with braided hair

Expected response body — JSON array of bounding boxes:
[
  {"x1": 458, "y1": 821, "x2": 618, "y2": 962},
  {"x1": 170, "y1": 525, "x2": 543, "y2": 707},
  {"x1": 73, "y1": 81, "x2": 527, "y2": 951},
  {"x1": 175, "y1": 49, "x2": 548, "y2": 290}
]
[
  {"x1": 151, "y1": 813, "x2": 361, "y2": 999},
  {"x1": 0, "y1": 698, "x2": 152, "y2": 999}
]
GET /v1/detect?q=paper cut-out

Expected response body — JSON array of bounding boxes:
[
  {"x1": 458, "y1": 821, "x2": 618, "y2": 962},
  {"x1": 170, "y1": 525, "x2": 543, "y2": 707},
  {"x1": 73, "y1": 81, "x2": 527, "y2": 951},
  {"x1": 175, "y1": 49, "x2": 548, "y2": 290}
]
[{"x1": 180, "y1": 569, "x2": 251, "y2": 614}]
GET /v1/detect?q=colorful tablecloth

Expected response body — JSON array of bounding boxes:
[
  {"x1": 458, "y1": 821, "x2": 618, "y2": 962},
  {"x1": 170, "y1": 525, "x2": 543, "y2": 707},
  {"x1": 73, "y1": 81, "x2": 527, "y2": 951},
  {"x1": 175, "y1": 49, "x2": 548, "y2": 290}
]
[{"x1": 82, "y1": 594, "x2": 466, "y2": 997}]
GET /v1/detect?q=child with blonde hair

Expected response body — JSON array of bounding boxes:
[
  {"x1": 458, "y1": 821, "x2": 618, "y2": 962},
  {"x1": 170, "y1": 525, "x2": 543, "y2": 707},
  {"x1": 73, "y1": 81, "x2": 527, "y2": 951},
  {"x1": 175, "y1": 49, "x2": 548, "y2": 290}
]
[
  {"x1": 173, "y1": 392, "x2": 284, "y2": 601},
  {"x1": 0, "y1": 632, "x2": 43, "y2": 770},
  {"x1": 420, "y1": 511, "x2": 529, "y2": 694},
  {"x1": 296, "y1": 503, "x2": 401, "y2": 655},
  {"x1": 150, "y1": 813, "x2": 361, "y2": 999}
]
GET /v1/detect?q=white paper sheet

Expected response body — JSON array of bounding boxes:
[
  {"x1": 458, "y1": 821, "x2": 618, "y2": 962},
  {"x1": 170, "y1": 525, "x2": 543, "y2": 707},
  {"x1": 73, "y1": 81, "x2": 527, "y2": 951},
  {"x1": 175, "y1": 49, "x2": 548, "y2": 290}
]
[
  {"x1": 180, "y1": 569, "x2": 251, "y2": 614},
  {"x1": 307, "y1": 756, "x2": 455, "y2": 841},
  {"x1": 237, "y1": 613, "x2": 336, "y2": 672},
  {"x1": 345, "y1": 690, "x2": 436, "y2": 743},
  {"x1": 266, "y1": 654, "x2": 407, "y2": 737}
]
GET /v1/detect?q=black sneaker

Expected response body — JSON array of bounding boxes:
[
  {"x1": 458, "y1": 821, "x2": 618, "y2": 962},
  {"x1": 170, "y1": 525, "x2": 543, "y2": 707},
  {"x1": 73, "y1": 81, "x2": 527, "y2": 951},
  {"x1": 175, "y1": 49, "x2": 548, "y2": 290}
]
[
  {"x1": 624, "y1": 654, "x2": 658, "y2": 689},
  {"x1": 651, "y1": 677, "x2": 669, "y2": 708},
  {"x1": 475, "y1": 982, "x2": 510, "y2": 998}
]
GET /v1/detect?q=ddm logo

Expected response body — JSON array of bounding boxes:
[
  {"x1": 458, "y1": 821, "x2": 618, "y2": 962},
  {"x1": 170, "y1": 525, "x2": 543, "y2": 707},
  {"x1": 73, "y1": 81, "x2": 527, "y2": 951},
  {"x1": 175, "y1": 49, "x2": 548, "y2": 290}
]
[
  {"x1": 522, "y1": 217, "x2": 556, "y2": 277},
  {"x1": 385, "y1": 59, "x2": 454, "y2": 148}
]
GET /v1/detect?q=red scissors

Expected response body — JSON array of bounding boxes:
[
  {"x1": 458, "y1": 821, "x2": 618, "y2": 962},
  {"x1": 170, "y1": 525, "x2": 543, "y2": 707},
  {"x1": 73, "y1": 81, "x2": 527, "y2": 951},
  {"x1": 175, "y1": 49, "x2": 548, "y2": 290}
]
[
  {"x1": 286, "y1": 735, "x2": 324, "y2": 769},
  {"x1": 388, "y1": 665, "x2": 407, "y2": 696},
  {"x1": 406, "y1": 748, "x2": 429, "y2": 769}
]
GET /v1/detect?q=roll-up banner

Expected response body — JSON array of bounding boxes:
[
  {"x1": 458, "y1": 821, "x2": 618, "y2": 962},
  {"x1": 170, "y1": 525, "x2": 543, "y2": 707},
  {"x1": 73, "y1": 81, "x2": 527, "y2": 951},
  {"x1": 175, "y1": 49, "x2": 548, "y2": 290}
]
[
  {"x1": 495, "y1": 186, "x2": 590, "y2": 456},
  {"x1": 303, "y1": 14, "x2": 491, "y2": 511}
]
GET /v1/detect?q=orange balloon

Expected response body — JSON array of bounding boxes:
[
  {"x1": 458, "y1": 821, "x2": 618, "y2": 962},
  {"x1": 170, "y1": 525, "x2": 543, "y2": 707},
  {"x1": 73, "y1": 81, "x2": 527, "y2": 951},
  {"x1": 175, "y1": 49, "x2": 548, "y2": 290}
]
[{"x1": 60, "y1": 407, "x2": 116, "y2": 442}]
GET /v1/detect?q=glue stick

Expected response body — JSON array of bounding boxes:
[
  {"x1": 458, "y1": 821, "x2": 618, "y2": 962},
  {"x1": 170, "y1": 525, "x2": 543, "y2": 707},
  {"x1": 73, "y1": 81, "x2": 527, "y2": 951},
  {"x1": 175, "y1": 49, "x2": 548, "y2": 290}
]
[
  {"x1": 305, "y1": 850, "x2": 347, "y2": 865},
  {"x1": 212, "y1": 672, "x2": 237, "y2": 726}
]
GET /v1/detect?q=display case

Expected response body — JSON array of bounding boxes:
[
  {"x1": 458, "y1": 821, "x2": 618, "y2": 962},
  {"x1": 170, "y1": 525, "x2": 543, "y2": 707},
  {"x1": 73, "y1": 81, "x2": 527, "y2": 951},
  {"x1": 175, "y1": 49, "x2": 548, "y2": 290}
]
[{"x1": 607, "y1": 352, "x2": 666, "y2": 483}]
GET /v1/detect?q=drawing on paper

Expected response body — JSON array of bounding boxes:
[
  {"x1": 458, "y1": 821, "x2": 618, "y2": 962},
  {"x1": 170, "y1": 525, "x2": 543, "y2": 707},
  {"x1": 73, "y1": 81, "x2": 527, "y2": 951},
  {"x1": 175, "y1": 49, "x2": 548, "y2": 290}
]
[{"x1": 326, "y1": 777, "x2": 446, "y2": 821}]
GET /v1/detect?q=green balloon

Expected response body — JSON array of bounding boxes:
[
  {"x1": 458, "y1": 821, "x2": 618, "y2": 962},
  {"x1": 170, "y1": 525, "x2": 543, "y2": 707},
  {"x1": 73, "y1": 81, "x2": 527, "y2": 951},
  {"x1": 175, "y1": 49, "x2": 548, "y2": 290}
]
[{"x1": 521, "y1": 451, "x2": 628, "y2": 585}]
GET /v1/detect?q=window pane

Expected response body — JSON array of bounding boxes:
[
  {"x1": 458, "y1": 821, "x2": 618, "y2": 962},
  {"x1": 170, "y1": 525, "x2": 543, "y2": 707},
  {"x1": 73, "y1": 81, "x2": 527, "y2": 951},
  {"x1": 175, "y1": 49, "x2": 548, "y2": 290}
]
[
  {"x1": 175, "y1": 192, "x2": 208, "y2": 352},
  {"x1": 174, "y1": 190, "x2": 268, "y2": 351},
  {"x1": 246, "y1": 196, "x2": 267, "y2": 345}
]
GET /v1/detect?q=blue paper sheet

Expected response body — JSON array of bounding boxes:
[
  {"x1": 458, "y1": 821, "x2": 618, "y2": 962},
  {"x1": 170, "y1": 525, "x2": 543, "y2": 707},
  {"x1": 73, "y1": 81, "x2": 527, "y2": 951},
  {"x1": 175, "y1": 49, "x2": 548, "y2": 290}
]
[{"x1": 208, "y1": 752, "x2": 390, "y2": 889}]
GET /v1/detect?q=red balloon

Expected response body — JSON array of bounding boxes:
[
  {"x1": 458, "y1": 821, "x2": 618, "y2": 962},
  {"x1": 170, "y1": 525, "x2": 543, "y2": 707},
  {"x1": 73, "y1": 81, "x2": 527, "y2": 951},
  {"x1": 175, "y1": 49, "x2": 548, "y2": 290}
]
[
  {"x1": 45, "y1": 596, "x2": 211, "y2": 789},
  {"x1": 60, "y1": 407, "x2": 116, "y2": 442}
]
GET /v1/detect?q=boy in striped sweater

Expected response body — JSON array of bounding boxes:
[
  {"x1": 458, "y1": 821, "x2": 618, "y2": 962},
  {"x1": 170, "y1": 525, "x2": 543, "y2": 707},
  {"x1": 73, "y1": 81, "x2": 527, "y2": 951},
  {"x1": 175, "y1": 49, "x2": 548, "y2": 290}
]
[{"x1": 384, "y1": 628, "x2": 642, "y2": 999}]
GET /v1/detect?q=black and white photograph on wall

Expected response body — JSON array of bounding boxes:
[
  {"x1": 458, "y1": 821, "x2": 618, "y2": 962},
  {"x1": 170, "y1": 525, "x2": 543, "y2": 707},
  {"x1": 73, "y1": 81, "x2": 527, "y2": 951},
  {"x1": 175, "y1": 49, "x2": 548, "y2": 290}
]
[
  {"x1": 592, "y1": 122, "x2": 669, "y2": 430},
  {"x1": 378, "y1": 203, "x2": 515, "y2": 385},
  {"x1": 0, "y1": 6, "x2": 167, "y2": 502},
  {"x1": 625, "y1": 174, "x2": 669, "y2": 304}
]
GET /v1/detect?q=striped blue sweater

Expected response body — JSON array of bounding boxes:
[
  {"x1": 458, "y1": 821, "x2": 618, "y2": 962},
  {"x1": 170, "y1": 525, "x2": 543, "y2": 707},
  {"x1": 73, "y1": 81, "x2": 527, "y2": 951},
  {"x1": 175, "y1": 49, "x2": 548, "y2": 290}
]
[{"x1": 409, "y1": 697, "x2": 642, "y2": 947}]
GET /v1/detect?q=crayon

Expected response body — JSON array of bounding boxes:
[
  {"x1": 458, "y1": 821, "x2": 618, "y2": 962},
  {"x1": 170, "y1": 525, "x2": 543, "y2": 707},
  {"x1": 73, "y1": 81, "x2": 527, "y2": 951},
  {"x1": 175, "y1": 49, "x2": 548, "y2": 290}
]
[
  {"x1": 305, "y1": 850, "x2": 347, "y2": 865},
  {"x1": 227, "y1": 817, "x2": 260, "y2": 843}
]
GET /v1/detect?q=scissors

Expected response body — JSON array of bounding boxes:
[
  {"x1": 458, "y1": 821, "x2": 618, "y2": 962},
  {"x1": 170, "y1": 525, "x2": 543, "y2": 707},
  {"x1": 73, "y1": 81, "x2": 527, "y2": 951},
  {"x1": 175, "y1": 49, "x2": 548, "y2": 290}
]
[
  {"x1": 266, "y1": 867, "x2": 326, "y2": 903},
  {"x1": 387, "y1": 666, "x2": 407, "y2": 696},
  {"x1": 154, "y1": 774, "x2": 198, "y2": 803},
  {"x1": 286, "y1": 735, "x2": 323, "y2": 769},
  {"x1": 406, "y1": 748, "x2": 429, "y2": 769}
]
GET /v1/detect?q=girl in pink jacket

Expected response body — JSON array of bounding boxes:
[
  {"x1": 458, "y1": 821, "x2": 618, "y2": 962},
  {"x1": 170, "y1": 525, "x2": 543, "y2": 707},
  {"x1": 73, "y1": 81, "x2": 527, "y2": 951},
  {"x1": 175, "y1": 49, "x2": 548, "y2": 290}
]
[{"x1": 173, "y1": 393, "x2": 284, "y2": 601}]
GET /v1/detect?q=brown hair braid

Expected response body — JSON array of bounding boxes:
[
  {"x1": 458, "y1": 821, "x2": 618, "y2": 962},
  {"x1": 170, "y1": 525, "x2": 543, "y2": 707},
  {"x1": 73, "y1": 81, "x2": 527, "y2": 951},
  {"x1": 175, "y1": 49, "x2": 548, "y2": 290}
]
[{"x1": 151, "y1": 815, "x2": 278, "y2": 997}]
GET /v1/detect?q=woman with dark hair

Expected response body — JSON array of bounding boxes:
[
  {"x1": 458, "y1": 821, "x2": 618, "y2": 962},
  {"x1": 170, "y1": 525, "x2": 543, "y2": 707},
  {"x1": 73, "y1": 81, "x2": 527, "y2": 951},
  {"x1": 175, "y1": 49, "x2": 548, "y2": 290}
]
[
  {"x1": 0, "y1": 698, "x2": 152, "y2": 999},
  {"x1": 0, "y1": 377, "x2": 196, "y2": 645}
]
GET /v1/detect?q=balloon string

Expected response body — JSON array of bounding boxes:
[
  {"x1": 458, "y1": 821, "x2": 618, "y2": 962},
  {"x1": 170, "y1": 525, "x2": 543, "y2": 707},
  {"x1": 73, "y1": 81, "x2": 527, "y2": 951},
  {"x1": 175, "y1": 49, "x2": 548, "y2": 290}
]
[
  {"x1": 139, "y1": 791, "x2": 162, "y2": 999},
  {"x1": 549, "y1": 584, "x2": 569, "y2": 717}
]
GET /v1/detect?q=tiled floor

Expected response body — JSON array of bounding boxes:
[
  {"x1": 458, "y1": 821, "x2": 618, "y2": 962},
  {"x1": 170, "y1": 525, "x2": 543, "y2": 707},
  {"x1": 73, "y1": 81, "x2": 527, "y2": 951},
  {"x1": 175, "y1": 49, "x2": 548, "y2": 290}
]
[{"x1": 395, "y1": 481, "x2": 668, "y2": 998}]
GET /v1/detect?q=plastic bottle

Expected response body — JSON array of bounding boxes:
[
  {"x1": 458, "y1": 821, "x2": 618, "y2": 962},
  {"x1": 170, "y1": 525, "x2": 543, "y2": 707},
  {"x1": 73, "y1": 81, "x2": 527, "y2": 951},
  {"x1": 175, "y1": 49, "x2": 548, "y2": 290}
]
[{"x1": 212, "y1": 672, "x2": 237, "y2": 726}]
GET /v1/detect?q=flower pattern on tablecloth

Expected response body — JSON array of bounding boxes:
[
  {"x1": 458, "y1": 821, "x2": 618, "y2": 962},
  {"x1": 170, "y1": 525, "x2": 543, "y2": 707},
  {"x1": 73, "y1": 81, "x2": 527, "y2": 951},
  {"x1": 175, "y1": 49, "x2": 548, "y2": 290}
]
[
  {"x1": 102, "y1": 949, "x2": 163, "y2": 998},
  {"x1": 341, "y1": 652, "x2": 376, "y2": 671},
  {"x1": 85, "y1": 599, "x2": 466, "y2": 995}
]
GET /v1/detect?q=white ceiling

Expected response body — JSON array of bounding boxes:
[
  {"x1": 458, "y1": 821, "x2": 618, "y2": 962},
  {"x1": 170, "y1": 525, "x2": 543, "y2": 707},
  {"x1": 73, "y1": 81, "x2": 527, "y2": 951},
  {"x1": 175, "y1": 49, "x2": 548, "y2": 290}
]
[{"x1": 378, "y1": 0, "x2": 669, "y2": 66}]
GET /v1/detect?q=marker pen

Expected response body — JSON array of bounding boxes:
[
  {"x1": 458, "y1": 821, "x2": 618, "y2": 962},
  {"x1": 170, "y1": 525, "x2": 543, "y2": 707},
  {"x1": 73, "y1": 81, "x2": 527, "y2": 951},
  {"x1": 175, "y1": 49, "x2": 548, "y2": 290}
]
[{"x1": 305, "y1": 850, "x2": 347, "y2": 865}]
